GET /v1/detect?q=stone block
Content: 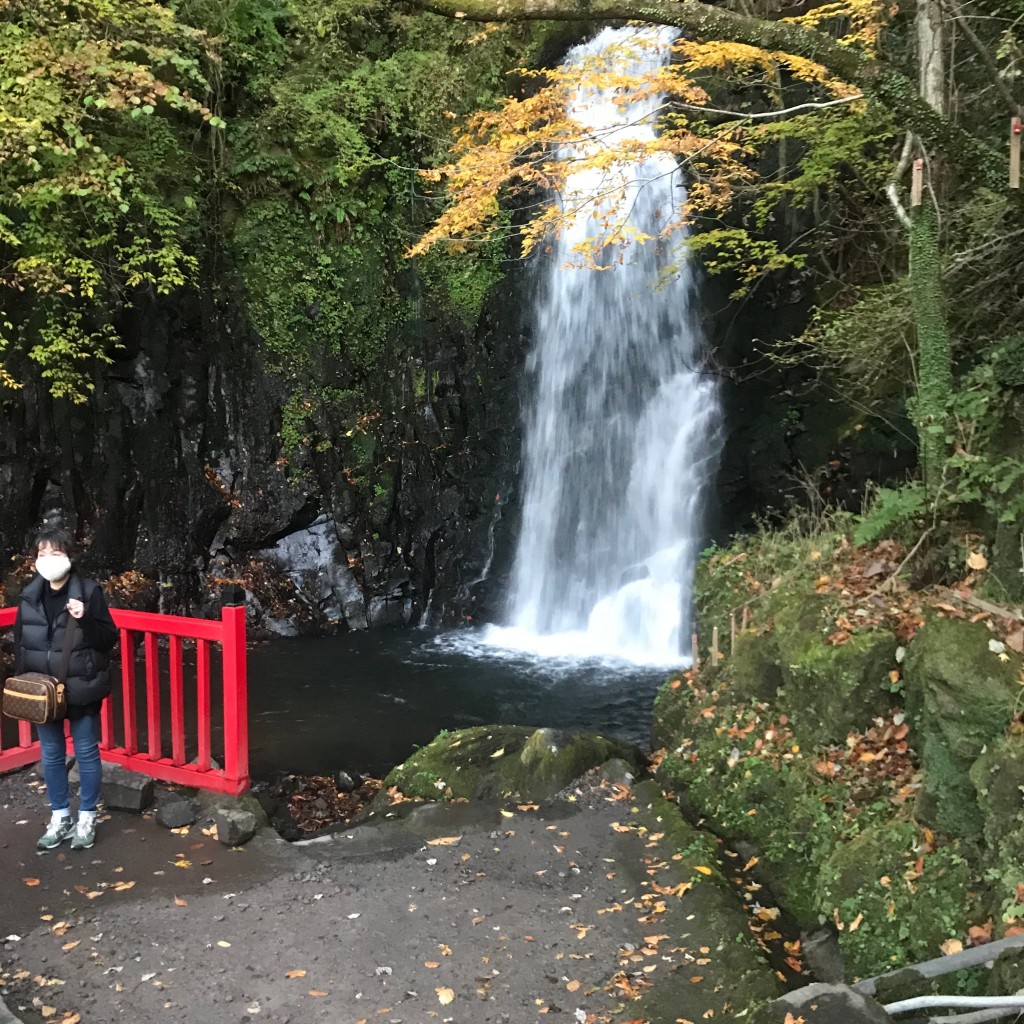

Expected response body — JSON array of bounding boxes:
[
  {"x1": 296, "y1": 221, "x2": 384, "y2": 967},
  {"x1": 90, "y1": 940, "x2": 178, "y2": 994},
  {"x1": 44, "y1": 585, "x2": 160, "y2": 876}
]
[
  {"x1": 750, "y1": 983, "x2": 893, "y2": 1024},
  {"x1": 101, "y1": 764, "x2": 154, "y2": 812},
  {"x1": 156, "y1": 792, "x2": 196, "y2": 829},
  {"x1": 213, "y1": 806, "x2": 258, "y2": 847},
  {"x1": 597, "y1": 757, "x2": 635, "y2": 787}
]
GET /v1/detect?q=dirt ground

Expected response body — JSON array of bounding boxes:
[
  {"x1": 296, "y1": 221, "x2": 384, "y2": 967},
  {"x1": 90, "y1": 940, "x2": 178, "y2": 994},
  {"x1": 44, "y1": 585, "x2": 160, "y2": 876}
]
[{"x1": 0, "y1": 765, "x2": 753, "y2": 1024}]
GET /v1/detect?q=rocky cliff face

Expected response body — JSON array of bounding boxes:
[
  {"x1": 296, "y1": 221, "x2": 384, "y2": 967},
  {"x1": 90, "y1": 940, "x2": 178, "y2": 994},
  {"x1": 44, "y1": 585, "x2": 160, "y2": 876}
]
[
  {"x1": 704, "y1": 264, "x2": 917, "y2": 541},
  {"x1": 0, "y1": 261, "x2": 531, "y2": 636},
  {"x1": 0, "y1": 248, "x2": 913, "y2": 635}
]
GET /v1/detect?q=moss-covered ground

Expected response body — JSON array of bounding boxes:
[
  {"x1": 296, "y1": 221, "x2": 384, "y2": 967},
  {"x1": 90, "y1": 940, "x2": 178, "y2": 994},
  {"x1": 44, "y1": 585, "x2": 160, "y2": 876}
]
[{"x1": 655, "y1": 526, "x2": 1024, "y2": 984}]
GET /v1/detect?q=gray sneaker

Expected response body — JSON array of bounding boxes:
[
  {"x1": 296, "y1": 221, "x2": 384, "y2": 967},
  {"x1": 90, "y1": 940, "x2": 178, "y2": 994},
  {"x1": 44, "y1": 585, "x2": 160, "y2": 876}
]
[
  {"x1": 37, "y1": 815, "x2": 75, "y2": 851},
  {"x1": 70, "y1": 814, "x2": 96, "y2": 851}
]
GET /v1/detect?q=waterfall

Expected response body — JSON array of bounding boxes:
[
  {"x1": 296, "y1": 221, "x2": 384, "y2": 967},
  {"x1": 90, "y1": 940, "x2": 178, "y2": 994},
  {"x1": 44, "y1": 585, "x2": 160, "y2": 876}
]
[{"x1": 485, "y1": 26, "x2": 724, "y2": 666}]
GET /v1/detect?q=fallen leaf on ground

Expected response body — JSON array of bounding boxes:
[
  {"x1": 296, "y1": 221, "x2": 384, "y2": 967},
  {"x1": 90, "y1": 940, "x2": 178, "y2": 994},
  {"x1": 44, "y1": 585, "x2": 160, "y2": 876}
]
[
  {"x1": 436, "y1": 987, "x2": 455, "y2": 1005},
  {"x1": 426, "y1": 836, "x2": 462, "y2": 846},
  {"x1": 940, "y1": 938, "x2": 964, "y2": 956},
  {"x1": 285, "y1": 970, "x2": 306, "y2": 979},
  {"x1": 308, "y1": 990, "x2": 328, "y2": 997},
  {"x1": 566, "y1": 980, "x2": 581, "y2": 992}
]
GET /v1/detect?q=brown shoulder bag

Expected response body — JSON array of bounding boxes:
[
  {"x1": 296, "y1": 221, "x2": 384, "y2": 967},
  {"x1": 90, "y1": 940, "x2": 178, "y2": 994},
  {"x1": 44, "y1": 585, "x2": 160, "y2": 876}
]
[{"x1": 2, "y1": 617, "x2": 79, "y2": 725}]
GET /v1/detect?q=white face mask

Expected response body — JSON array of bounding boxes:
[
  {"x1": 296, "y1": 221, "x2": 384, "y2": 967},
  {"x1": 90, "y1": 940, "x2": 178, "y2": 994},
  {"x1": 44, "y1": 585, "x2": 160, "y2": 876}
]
[{"x1": 35, "y1": 553, "x2": 71, "y2": 583}]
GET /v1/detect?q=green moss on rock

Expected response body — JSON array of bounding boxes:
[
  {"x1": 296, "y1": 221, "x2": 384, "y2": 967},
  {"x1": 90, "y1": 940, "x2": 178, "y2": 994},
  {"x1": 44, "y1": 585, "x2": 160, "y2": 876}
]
[
  {"x1": 773, "y1": 595, "x2": 897, "y2": 745},
  {"x1": 731, "y1": 628, "x2": 784, "y2": 702},
  {"x1": 379, "y1": 725, "x2": 644, "y2": 804},
  {"x1": 904, "y1": 615, "x2": 1019, "y2": 836},
  {"x1": 816, "y1": 822, "x2": 971, "y2": 980},
  {"x1": 971, "y1": 736, "x2": 1024, "y2": 925}
]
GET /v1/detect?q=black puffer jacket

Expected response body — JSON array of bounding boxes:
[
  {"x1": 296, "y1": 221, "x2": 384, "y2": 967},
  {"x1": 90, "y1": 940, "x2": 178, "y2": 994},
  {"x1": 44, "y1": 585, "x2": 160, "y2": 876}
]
[{"x1": 14, "y1": 572, "x2": 117, "y2": 705}]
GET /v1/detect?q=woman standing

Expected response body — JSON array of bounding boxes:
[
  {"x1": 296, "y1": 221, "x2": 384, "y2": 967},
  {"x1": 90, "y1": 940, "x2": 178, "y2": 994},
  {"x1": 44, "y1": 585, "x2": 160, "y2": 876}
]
[{"x1": 12, "y1": 528, "x2": 117, "y2": 851}]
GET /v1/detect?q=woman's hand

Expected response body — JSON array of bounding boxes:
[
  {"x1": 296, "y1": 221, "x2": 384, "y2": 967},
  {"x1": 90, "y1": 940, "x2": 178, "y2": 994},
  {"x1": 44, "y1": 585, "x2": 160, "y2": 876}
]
[{"x1": 66, "y1": 598, "x2": 85, "y2": 619}]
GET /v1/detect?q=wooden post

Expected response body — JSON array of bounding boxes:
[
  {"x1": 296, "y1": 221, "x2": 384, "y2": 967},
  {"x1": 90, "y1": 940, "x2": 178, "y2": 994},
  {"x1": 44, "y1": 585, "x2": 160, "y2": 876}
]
[
  {"x1": 741, "y1": 606, "x2": 749, "y2": 631},
  {"x1": 910, "y1": 158, "x2": 924, "y2": 207},
  {"x1": 691, "y1": 632, "x2": 700, "y2": 671},
  {"x1": 711, "y1": 625, "x2": 719, "y2": 664},
  {"x1": 730, "y1": 612, "x2": 737, "y2": 654},
  {"x1": 1011, "y1": 116, "x2": 1022, "y2": 190}
]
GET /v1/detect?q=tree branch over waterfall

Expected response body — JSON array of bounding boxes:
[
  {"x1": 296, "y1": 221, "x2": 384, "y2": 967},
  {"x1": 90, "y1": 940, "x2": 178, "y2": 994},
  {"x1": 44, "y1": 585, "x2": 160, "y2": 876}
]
[{"x1": 410, "y1": 0, "x2": 999, "y2": 188}]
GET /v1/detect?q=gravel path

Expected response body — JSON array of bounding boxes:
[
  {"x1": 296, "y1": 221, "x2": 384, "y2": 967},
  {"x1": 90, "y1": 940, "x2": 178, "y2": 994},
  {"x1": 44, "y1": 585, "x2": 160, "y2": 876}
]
[{"x1": 0, "y1": 767, "x2": 744, "y2": 1024}]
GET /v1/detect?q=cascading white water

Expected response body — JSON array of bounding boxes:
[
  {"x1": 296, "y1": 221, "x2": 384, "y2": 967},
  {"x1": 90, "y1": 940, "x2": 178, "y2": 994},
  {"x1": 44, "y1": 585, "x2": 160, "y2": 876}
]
[{"x1": 484, "y1": 26, "x2": 724, "y2": 666}]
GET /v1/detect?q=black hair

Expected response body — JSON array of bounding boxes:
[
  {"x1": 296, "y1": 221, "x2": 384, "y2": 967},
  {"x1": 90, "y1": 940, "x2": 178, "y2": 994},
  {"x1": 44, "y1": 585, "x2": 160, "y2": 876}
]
[{"x1": 32, "y1": 527, "x2": 77, "y2": 561}]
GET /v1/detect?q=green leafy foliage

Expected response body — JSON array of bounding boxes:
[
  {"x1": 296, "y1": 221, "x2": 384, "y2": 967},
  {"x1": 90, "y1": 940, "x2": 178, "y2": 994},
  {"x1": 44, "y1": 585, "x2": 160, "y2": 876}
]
[
  {"x1": 945, "y1": 336, "x2": 1024, "y2": 532},
  {"x1": 185, "y1": 0, "x2": 545, "y2": 449},
  {"x1": 0, "y1": 0, "x2": 215, "y2": 396},
  {"x1": 3, "y1": 0, "x2": 543, "y2": 416},
  {"x1": 854, "y1": 482, "x2": 930, "y2": 546}
]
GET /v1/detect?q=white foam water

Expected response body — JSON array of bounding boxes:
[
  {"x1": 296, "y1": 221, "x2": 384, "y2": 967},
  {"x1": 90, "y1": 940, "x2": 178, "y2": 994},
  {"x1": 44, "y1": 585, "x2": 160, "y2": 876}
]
[{"x1": 482, "y1": 26, "x2": 723, "y2": 667}]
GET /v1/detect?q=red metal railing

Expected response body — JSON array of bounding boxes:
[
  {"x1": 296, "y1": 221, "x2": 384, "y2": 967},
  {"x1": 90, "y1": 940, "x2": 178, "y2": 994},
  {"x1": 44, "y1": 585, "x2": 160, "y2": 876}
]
[{"x1": 0, "y1": 591, "x2": 248, "y2": 795}]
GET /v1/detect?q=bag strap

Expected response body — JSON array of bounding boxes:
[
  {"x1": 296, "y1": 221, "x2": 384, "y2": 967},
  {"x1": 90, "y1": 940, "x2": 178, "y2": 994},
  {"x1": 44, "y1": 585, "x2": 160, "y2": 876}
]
[{"x1": 56, "y1": 615, "x2": 80, "y2": 684}]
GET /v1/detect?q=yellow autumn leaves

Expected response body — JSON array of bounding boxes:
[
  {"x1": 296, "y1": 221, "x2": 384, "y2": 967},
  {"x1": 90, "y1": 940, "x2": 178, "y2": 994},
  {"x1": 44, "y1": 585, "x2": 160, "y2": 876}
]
[{"x1": 409, "y1": 30, "x2": 862, "y2": 267}]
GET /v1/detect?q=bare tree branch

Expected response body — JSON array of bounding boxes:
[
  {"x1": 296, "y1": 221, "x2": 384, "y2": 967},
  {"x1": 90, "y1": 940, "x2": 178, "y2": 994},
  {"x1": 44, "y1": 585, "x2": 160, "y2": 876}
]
[{"x1": 941, "y1": 0, "x2": 1021, "y2": 114}]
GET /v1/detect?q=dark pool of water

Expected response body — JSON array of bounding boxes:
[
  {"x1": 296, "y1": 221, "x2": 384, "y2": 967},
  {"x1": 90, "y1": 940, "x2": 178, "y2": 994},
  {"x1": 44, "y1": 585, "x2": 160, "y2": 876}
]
[{"x1": 246, "y1": 628, "x2": 668, "y2": 780}]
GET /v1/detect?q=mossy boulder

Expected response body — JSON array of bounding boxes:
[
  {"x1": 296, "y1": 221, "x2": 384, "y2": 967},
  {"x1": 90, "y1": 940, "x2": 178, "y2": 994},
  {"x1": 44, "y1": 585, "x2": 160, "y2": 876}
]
[
  {"x1": 816, "y1": 822, "x2": 972, "y2": 981},
  {"x1": 378, "y1": 725, "x2": 644, "y2": 804},
  {"x1": 732, "y1": 627, "x2": 784, "y2": 702},
  {"x1": 971, "y1": 735, "x2": 1024, "y2": 925},
  {"x1": 903, "y1": 615, "x2": 1019, "y2": 836},
  {"x1": 971, "y1": 735, "x2": 1024, "y2": 844},
  {"x1": 773, "y1": 594, "x2": 897, "y2": 745}
]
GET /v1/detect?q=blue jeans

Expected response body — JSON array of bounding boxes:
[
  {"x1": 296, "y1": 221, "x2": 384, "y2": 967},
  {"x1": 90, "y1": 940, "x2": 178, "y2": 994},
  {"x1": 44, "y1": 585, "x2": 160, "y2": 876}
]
[{"x1": 37, "y1": 713, "x2": 102, "y2": 813}]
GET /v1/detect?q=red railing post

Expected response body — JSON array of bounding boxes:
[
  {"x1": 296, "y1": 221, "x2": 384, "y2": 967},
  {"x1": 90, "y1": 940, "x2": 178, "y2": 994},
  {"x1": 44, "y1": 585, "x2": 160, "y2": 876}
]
[{"x1": 219, "y1": 585, "x2": 249, "y2": 792}]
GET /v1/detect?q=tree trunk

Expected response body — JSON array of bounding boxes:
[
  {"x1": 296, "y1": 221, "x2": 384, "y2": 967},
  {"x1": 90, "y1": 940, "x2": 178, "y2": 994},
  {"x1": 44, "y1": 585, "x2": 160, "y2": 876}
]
[
  {"x1": 910, "y1": 0, "x2": 952, "y2": 492},
  {"x1": 917, "y1": 0, "x2": 945, "y2": 115},
  {"x1": 908, "y1": 204, "x2": 952, "y2": 491}
]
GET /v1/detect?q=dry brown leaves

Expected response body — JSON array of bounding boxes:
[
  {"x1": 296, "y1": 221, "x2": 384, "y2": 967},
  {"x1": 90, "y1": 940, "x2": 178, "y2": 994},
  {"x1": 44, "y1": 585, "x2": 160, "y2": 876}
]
[{"x1": 285, "y1": 774, "x2": 381, "y2": 833}]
